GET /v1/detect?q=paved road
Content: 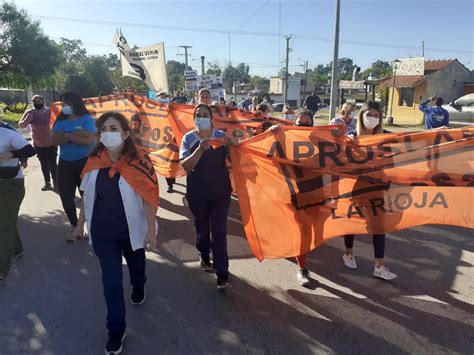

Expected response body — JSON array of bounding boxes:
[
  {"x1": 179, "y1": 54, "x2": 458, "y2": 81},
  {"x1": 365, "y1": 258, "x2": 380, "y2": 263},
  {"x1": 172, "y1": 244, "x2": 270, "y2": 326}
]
[{"x1": 1, "y1": 158, "x2": 473, "y2": 354}]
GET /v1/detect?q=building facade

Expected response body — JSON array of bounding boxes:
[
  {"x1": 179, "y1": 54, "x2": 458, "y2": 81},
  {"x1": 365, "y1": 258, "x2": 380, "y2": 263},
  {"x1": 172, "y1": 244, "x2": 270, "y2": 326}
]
[{"x1": 379, "y1": 58, "x2": 473, "y2": 125}]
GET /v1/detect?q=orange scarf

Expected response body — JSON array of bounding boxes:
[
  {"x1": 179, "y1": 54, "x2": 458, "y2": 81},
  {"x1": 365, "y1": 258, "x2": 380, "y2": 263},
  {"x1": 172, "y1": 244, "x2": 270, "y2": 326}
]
[{"x1": 81, "y1": 149, "x2": 159, "y2": 209}]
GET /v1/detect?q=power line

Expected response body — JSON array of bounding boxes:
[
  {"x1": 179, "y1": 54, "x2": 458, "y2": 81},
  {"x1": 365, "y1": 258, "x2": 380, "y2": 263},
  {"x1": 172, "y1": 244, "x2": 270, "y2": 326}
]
[
  {"x1": 207, "y1": 0, "x2": 270, "y2": 58},
  {"x1": 32, "y1": 14, "x2": 473, "y2": 55}
]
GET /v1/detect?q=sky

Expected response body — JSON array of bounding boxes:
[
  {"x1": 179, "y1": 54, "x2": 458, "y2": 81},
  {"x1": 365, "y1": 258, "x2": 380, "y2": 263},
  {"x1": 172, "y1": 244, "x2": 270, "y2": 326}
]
[{"x1": 7, "y1": 0, "x2": 474, "y2": 78}]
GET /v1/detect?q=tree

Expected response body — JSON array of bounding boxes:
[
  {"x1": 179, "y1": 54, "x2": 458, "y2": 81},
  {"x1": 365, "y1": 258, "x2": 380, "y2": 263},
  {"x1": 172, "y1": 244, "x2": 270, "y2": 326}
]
[
  {"x1": 222, "y1": 62, "x2": 250, "y2": 88},
  {"x1": 61, "y1": 55, "x2": 114, "y2": 97},
  {"x1": 206, "y1": 62, "x2": 222, "y2": 76},
  {"x1": 362, "y1": 60, "x2": 392, "y2": 79},
  {"x1": 337, "y1": 57, "x2": 355, "y2": 80},
  {"x1": 250, "y1": 75, "x2": 270, "y2": 92},
  {"x1": 0, "y1": 3, "x2": 62, "y2": 88},
  {"x1": 166, "y1": 60, "x2": 187, "y2": 93},
  {"x1": 311, "y1": 64, "x2": 331, "y2": 85}
]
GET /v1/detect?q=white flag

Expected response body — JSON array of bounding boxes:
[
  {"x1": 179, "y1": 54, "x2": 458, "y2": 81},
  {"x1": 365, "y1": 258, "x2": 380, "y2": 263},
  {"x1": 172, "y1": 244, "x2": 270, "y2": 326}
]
[
  {"x1": 113, "y1": 29, "x2": 169, "y2": 92},
  {"x1": 113, "y1": 29, "x2": 135, "y2": 80}
]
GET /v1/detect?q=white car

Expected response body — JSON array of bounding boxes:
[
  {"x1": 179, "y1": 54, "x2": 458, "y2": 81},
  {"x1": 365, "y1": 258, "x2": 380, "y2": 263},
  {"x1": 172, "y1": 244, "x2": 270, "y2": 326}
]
[{"x1": 443, "y1": 94, "x2": 474, "y2": 127}]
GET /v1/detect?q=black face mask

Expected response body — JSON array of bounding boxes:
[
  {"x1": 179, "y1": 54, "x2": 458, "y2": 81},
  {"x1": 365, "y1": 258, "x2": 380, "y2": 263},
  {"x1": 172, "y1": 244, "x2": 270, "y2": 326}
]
[
  {"x1": 34, "y1": 103, "x2": 44, "y2": 110},
  {"x1": 295, "y1": 122, "x2": 313, "y2": 127}
]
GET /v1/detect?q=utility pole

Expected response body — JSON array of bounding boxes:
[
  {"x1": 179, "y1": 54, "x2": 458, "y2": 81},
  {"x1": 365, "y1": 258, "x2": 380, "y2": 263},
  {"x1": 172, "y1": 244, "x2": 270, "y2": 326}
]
[
  {"x1": 283, "y1": 35, "x2": 292, "y2": 104},
  {"x1": 177, "y1": 45, "x2": 192, "y2": 69},
  {"x1": 298, "y1": 58, "x2": 308, "y2": 106},
  {"x1": 329, "y1": 0, "x2": 341, "y2": 120},
  {"x1": 200, "y1": 56, "x2": 205, "y2": 75},
  {"x1": 303, "y1": 60, "x2": 308, "y2": 106},
  {"x1": 422, "y1": 41, "x2": 425, "y2": 57},
  {"x1": 228, "y1": 33, "x2": 231, "y2": 65}
]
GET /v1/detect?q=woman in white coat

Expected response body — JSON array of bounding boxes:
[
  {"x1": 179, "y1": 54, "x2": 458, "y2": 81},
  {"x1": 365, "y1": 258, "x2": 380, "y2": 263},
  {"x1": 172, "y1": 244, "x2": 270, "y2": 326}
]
[{"x1": 80, "y1": 112, "x2": 159, "y2": 354}]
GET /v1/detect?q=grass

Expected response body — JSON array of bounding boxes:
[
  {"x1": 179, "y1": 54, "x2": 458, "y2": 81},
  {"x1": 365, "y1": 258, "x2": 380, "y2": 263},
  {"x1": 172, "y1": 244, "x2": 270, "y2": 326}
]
[{"x1": 2, "y1": 111, "x2": 23, "y2": 127}]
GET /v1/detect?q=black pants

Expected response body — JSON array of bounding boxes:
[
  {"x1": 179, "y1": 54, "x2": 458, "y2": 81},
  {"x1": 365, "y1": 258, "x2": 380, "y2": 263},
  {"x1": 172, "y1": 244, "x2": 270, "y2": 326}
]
[
  {"x1": 35, "y1": 146, "x2": 57, "y2": 184},
  {"x1": 93, "y1": 235, "x2": 146, "y2": 333},
  {"x1": 187, "y1": 194, "x2": 231, "y2": 279},
  {"x1": 57, "y1": 158, "x2": 87, "y2": 227},
  {"x1": 165, "y1": 178, "x2": 175, "y2": 188},
  {"x1": 344, "y1": 234, "x2": 385, "y2": 259}
]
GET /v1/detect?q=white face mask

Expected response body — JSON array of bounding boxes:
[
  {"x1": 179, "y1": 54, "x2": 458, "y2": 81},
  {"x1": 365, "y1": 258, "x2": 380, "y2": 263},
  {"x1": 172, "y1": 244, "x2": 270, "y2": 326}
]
[
  {"x1": 350, "y1": 111, "x2": 357, "y2": 119},
  {"x1": 363, "y1": 116, "x2": 380, "y2": 130},
  {"x1": 100, "y1": 132, "x2": 124, "y2": 150},
  {"x1": 284, "y1": 114, "x2": 294, "y2": 121}
]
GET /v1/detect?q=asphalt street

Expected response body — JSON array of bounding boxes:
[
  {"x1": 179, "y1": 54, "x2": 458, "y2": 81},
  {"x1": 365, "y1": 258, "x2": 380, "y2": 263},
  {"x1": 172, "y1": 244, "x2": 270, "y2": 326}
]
[{"x1": 0, "y1": 157, "x2": 473, "y2": 354}]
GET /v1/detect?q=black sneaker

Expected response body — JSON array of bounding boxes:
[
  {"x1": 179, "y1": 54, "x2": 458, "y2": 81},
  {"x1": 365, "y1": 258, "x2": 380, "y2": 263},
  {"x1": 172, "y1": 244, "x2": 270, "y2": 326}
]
[
  {"x1": 52, "y1": 180, "x2": 58, "y2": 192},
  {"x1": 200, "y1": 257, "x2": 213, "y2": 272},
  {"x1": 11, "y1": 250, "x2": 24, "y2": 265},
  {"x1": 41, "y1": 182, "x2": 52, "y2": 191},
  {"x1": 217, "y1": 276, "x2": 230, "y2": 290},
  {"x1": 131, "y1": 287, "x2": 146, "y2": 306},
  {"x1": 166, "y1": 186, "x2": 174, "y2": 193},
  {"x1": 105, "y1": 331, "x2": 126, "y2": 354}
]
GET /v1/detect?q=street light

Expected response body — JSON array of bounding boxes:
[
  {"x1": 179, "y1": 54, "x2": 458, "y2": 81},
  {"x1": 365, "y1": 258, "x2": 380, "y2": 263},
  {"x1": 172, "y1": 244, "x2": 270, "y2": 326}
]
[
  {"x1": 389, "y1": 59, "x2": 401, "y2": 125},
  {"x1": 297, "y1": 57, "x2": 308, "y2": 107}
]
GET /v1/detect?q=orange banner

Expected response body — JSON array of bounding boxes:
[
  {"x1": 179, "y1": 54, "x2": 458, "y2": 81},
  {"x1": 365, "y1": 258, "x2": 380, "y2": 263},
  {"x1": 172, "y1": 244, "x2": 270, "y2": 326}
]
[
  {"x1": 168, "y1": 102, "x2": 290, "y2": 145},
  {"x1": 230, "y1": 126, "x2": 474, "y2": 260},
  {"x1": 50, "y1": 94, "x2": 183, "y2": 178},
  {"x1": 50, "y1": 94, "x2": 289, "y2": 178}
]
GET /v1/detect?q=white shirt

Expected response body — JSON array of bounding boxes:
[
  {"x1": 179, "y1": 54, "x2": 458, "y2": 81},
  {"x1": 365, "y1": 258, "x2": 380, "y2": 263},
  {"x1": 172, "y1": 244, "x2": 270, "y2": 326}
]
[
  {"x1": 80, "y1": 170, "x2": 158, "y2": 251},
  {"x1": 0, "y1": 125, "x2": 28, "y2": 179}
]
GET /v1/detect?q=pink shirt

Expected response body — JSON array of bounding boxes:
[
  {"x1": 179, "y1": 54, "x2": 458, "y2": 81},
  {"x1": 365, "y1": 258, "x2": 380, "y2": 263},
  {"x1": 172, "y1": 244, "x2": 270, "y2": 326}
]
[{"x1": 19, "y1": 108, "x2": 53, "y2": 147}]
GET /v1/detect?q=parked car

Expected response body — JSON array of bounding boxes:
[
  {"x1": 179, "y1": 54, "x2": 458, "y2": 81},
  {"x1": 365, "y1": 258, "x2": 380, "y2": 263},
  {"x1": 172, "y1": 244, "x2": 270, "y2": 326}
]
[
  {"x1": 272, "y1": 103, "x2": 285, "y2": 112},
  {"x1": 443, "y1": 94, "x2": 474, "y2": 127}
]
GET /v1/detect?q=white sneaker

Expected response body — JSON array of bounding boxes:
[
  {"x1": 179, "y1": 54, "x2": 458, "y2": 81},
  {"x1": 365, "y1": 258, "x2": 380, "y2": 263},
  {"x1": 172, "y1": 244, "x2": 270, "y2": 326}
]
[
  {"x1": 373, "y1": 265, "x2": 398, "y2": 280},
  {"x1": 342, "y1": 254, "x2": 358, "y2": 269},
  {"x1": 296, "y1": 269, "x2": 311, "y2": 287}
]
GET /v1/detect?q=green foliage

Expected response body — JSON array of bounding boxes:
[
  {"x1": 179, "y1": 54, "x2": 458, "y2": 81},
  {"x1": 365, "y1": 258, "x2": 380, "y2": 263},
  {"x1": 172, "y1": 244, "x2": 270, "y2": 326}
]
[
  {"x1": 206, "y1": 62, "x2": 222, "y2": 76},
  {"x1": 0, "y1": 3, "x2": 62, "y2": 88},
  {"x1": 167, "y1": 60, "x2": 187, "y2": 93},
  {"x1": 223, "y1": 63, "x2": 250, "y2": 87},
  {"x1": 362, "y1": 60, "x2": 392, "y2": 79},
  {"x1": 4, "y1": 101, "x2": 27, "y2": 113},
  {"x1": 250, "y1": 76, "x2": 270, "y2": 92}
]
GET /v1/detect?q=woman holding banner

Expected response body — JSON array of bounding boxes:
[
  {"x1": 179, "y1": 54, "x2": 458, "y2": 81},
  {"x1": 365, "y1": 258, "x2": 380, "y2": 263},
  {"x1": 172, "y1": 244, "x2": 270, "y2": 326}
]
[
  {"x1": 342, "y1": 101, "x2": 398, "y2": 280},
  {"x1": 51, "y1": 92, "x2": 96, "y2": 241},
  {"x1": 80, "y1": 112, "x2": 159, "y2": 354},
  {"x1": 180, "y1": 104, "x2": 238, "y2": 290},
  {"x1": 329, "y1": 102, "x2": 357, "y2": 136}
]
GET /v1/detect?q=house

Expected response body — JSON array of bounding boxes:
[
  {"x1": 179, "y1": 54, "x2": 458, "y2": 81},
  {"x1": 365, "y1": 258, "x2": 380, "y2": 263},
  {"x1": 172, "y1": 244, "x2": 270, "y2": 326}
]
[
  {"x1": 269, "y1": 72, "x2": 304, "y2": 107},
  {"x1": 378, "y1": 58, "x2": 473, "y2": 125}
]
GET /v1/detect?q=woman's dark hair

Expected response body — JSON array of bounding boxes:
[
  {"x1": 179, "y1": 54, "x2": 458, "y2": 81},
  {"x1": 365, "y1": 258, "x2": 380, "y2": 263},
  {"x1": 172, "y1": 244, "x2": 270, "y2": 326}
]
[
  {"x1": 193, "y1": 104, "x2": 214, "y2": 120},
  {"x1": 298, "y1": 109, "x2": 314, "y2": 125},
  {"x1": 90, "y1": 112, "x2": 137, "y2": 159},
  {"x1": 357, "y1": 100, "x2": 383, "y2": 135},
  {"x1": 57, "y1": 92, "x2": 90, "y2": 120},
  {"x1": 256, "y1": 103, "x2": 268, "y2": 113}
]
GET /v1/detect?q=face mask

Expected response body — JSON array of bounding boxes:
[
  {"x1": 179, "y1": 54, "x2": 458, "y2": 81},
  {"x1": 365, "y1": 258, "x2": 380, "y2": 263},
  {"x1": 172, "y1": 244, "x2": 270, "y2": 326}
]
[
  {"x1": 350, "y1": 111, "x2": 356, "y2": 119},
  {"x1": 100, "y1": 132, "x2": 124, "y2": 150},
  {"x1": 195, "y1": 117, "x2": 211, "y2": 131},
  {"x1": 34, "y1": 103, "x2": 44, "y2": 110},
  {"x1": 62, "y1": 105, "x2": 73, "y2": 115},
  {"x1": 363, "y1": 116, "x2": 379, "y2": 130},
  {"x1": 284, "y1": 114, "x2": 294, "y2": 121}
]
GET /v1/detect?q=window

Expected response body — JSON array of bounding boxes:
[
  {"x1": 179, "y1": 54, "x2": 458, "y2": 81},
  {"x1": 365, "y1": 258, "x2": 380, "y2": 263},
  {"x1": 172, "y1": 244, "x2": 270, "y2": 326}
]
[{"x1": 398, "y1": 88, "x2": 415, "y2": 107}]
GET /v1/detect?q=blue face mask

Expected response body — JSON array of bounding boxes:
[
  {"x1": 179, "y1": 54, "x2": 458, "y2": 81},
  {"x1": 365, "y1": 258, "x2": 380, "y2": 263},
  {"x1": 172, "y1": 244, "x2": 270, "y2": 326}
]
[
  {"x1": 195, "y1": 117, "x2": 211, "y2": 131},
  {"x1": 62, "y1": 105, "x2": 73, "y2": 115}
]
